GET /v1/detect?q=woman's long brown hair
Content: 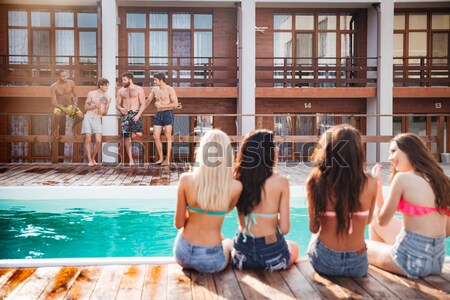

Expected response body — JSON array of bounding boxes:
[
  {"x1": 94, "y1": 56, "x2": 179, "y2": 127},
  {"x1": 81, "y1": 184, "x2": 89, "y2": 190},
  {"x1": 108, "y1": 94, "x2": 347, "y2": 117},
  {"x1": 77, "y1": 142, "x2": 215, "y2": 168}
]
[
  {"x1": 391, "y1": 133, "x2": 450, "y2": 212},
  {"x1": 307, "y1": 124, "x2": 368, "y2": 236}
]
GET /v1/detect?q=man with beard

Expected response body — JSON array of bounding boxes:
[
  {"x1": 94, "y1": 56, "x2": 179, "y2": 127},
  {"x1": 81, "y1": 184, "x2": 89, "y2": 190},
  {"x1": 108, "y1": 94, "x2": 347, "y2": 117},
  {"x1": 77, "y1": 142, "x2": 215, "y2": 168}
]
[
  {"x1": 51, "y1": 70, "x2": 84, "y2": 136},
  {"x1": 116, "y1": 72, "x2": 146, "y2": 166}
]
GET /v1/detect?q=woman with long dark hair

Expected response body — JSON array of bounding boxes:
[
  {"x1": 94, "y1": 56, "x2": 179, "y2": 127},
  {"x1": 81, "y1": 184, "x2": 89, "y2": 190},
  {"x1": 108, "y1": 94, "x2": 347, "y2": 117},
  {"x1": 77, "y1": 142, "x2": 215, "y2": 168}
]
[
  {"x1": 306, "y1": 124, "x2": 377, "y2": 277},
  {"x1": 368, "y1": 133, "x2": 450, "y2": 278},
  {"x1": 232, "y1": 130, "x2": 298, "y2": 271}
]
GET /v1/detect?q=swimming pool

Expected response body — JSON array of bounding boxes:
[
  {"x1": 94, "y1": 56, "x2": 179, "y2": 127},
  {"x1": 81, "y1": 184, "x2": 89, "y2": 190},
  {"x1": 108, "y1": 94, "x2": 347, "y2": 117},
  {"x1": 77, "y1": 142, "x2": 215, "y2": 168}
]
[{"x1": 1, "y1": 186, "x2": 448, "y2": 265}]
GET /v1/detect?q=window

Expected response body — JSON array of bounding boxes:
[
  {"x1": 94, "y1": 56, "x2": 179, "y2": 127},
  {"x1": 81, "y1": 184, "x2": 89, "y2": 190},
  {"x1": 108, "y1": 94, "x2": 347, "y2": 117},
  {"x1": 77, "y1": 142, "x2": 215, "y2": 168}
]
[
  {"x1": 125, "y1": 10, "x2": 213, "y2": 86},
  {"x1": 394, "y1": 11, "x2": 450, "y2": 86},
  {"x1": 6, "y1": 8, "x2": 97, "y2": 85},
  {"x1": 273, "y1": 12, "x2": 360, "y2": 87}
]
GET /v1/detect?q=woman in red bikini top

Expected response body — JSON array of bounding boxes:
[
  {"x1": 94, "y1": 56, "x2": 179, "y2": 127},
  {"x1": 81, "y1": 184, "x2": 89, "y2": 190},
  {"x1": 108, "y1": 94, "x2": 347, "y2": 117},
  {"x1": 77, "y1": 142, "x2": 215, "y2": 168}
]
[{"x1": 367, "y1": 133, "x2": 450, "y2": 279}]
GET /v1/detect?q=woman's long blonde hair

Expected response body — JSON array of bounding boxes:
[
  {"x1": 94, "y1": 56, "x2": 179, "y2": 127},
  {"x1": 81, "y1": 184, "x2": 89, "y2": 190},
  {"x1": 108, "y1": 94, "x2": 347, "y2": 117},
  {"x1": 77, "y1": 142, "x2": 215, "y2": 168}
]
[{"x1": 194, "y1": 129, "x2": 234, "y2": 211}]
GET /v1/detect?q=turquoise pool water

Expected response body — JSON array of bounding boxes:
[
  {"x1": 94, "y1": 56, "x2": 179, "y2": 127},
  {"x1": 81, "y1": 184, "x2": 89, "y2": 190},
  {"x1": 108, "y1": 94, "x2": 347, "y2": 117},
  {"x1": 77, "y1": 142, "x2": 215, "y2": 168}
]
[{"x1": 0, "y1": 198, "x2": 448, "y2": 259}]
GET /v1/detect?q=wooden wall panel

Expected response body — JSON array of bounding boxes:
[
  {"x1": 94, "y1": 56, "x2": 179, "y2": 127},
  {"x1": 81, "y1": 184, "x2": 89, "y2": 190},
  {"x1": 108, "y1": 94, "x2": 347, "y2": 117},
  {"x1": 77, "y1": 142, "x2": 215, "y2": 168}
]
[
  {"x1": 213, "y1": 8, "x2": 238, "y2": 87},
  {"x1": 0, "y1": 5, "x2": 7, "y2": 56},
  {"x1": 0, "y1": 115, "x2": 7, "y2": 162},
  {"x1": 255, "y1": 9, "x2": 274, "y2": 87},
  {"x1": 394, "y1": 98, "x2": 450, "y2": 114}
]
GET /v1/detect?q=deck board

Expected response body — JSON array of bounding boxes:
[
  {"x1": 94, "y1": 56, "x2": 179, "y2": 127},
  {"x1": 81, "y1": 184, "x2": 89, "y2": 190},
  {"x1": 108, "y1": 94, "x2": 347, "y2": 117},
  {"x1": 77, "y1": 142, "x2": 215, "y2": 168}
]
[
  {"x1": 141, "y1": 265, "x2": 168, "y2": 300},
  {"x1": 63, "y1": 266, "x2": 102, "y2": 300},
  {"x1": 0, "y1": 262, "x2": 449, "y2": 300}
]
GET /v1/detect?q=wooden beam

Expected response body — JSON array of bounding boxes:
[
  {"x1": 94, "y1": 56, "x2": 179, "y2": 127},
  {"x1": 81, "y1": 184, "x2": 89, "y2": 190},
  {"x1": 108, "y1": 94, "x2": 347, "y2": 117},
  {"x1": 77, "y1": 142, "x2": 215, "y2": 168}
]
[
  {"x1": 394, "y1": 87, "x2": 450, "y2": 98},
  {"x1": 256, "y1": 87, "x2": 376, "y2": 98},
  {"x1": 0, "y1": 86, "x2": 238, "y2": 99},
  {"x1": 0, "y1": 135, "x2": 437, "y2": 144}
]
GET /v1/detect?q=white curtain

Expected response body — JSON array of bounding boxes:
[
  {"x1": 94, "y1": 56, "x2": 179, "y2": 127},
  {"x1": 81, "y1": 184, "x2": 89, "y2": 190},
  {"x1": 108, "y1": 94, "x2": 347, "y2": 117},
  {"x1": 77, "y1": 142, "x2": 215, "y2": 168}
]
[
  {"x1": 8, "y1": 11, "x2": 27, "y2": 26},
  {"x1": 194, "y1": 32, "x2": 212, "y2": 66},
  {"x1": 63, "y1": 118, "x2": 74, "y2": 162},
  {"x1": 8, "y1": 29, "x2": 28, "y2": 64},
  {"x1": 9, "y1": 116, "x2": 29, "y2": 162},
  {"x1": 150, "y1": 12, "x2": 168, "y2": 29},
  {"x1": 172, "y1": 13, "x2": 190, "y2": 29},
  {"x1": 128, "y1": 32, "x2": 145, "y2": 65},
  {"x1": 56, "y1": 30, "x2": 74, "y2": 65},
  {"x1": 32, "y1": 116, "x2": 51, "y2": 162},
  {"x1": 55, "y1": 12, "x2": 74, "y2": 27},
  {"x1": 150, "y1": 31, "x2": 168, "y2": 66},
  {"x1": 79, "y1": 32, "x2": 97, "y2": 64}
]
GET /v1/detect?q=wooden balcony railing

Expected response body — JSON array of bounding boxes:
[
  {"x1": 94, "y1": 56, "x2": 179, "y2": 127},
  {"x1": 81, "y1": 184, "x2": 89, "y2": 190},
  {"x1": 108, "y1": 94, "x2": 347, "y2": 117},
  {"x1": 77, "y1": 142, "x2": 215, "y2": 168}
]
[
  {"x1": 256, "y1": 57, "x2": 378, "y2": 88},
  {"x1": 0, "y1": 113, "x2": 448, "y2": 164},
  {"x1": 0, "y1": 55, "x2": 98, "y2": 86},
  {"x1": 394, "y1": 56, "x2": 450, "y2": 87},
  {"x1": 116, "y1": 56, "x2": 238, "y2": 87}
]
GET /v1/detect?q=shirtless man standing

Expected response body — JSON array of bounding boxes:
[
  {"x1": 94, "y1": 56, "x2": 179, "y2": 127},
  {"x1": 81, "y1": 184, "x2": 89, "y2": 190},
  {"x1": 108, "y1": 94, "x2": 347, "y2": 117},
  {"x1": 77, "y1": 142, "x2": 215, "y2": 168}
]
[
  {"x1": 146, "y1": 72, "x2": 178, "y2": 166},
  {"x1": 51, "y1": 70, "x2": 84, "y2": 136},
  {"x1": 82, "y1": 78, "x2": 111, "y2": 166},
  {"x1": 116, "y1": 72, "x2": 146, "y2": 166}
]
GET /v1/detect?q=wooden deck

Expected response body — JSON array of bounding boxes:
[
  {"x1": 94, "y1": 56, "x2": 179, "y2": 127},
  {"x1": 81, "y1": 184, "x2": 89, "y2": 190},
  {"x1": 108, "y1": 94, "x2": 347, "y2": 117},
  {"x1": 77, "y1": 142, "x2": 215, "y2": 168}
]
[
  {"x1": 2, "y1": 162, "x2": 449, "y2": 187},
  {"x1": 0, "y1": 163, "x2": 189, "y2": 187},
  {"x1": 0, "y1": 261, "x2": 449, "y2": 299}
]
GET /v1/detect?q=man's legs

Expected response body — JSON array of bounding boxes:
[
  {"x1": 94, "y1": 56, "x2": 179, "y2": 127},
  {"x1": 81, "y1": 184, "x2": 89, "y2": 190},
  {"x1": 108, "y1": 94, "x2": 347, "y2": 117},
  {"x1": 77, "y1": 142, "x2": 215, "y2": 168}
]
[
  {"x1": 92, "y1": 133, "x2": 102, "y2": 165},
  {"x1": 124, "y1": 136, "x2": 134, "y2": 166},
  {"x1": 153, "y1": 125, "x2": 163, "y2": 164},
  {"x1": 84, "y1": 134, "x2": 94, "y2": 166},
  {"x1": 52, "y1": 112, "x2": 62, "y2": 137},
  {"x1": 162, "y1": 125, "x2": 173, "y2": 165},
  {"x1": 71, "y1": 111, "x2": 84, "y2": 136}
]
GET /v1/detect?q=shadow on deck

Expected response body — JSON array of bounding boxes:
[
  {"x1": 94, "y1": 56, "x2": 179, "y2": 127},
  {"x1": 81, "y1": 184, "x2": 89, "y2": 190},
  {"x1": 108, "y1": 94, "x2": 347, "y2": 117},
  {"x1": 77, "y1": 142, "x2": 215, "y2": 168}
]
[{"x1": 0, "y1": 260, "x2": 449, "y2": 299}]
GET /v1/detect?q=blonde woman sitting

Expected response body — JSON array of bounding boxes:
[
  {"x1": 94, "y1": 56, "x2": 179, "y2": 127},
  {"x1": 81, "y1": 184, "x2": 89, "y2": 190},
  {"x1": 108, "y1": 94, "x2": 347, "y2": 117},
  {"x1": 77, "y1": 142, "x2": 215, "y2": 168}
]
[{"x1": 173, "y1": 129, "x2": 242, "y2": 273}]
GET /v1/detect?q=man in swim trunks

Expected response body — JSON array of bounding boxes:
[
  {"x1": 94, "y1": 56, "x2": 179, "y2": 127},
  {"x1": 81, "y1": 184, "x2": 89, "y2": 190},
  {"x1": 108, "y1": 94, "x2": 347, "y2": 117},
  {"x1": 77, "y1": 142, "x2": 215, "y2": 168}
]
[
  {"x1": 51, "y1": 70, "x2": 84, "y2": 136},
  {"x1": 82, "y1": 78, "x2": 111, "y2": 166},
  {"x1": 146, "y1": 72, "x2": 178, "y2": 165},
  {"x1": 116, "y1": 72, "x2": 146, "y2": 166}
]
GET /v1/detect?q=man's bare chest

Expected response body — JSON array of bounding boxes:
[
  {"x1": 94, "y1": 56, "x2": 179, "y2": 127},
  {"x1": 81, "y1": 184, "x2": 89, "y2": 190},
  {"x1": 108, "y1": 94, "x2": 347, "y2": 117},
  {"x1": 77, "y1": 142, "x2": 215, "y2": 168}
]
[
  {"x1": 120, "y1": 88, "x2": 139, "y2": 99},
  {"x1": 55, "y1": 85, "x2": 72, "y2": 96}
]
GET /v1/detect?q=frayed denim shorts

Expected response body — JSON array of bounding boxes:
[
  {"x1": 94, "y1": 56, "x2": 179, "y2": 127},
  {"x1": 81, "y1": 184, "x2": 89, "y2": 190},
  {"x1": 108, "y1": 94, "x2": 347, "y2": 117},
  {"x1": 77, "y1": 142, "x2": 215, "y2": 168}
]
[
  {"x1": 392, "y1": 229, "x2": 445, "y2": 279},
  {"x1": 232, "y1": 231, "x2": 291, "y2": 271},
  {"x1": 308, "y1": 238, "x2": 368, "y2": 277},
  {"x1": 173, "y1": 232, "x2": 227, "y2": 273}
]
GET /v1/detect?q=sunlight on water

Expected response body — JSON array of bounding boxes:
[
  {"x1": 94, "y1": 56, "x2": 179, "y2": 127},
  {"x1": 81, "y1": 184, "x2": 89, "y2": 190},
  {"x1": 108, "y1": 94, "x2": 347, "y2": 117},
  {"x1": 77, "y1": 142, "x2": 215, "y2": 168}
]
[{"x1": 0, "y1": 198, "x2": 448, "y2": 259}]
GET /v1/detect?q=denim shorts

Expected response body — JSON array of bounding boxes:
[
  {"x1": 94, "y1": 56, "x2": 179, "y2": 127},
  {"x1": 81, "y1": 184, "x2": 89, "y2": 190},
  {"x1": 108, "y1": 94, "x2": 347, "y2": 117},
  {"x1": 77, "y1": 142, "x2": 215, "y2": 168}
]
[
  {"x1": 232, "y1": 231, "x2": 291, "y2": 271},
  {"x1": 173, "y1": 232, "x2": 227, "y2": 273},
  {"x1": 391, "y1": 229, "x2": 445, "y2": 279},
  {"x1": 154, "y1": 110, "x2": 174, "y2": 126},
  {"x1": 308, "y1": 238, "x2": 368, "y2": 277}
]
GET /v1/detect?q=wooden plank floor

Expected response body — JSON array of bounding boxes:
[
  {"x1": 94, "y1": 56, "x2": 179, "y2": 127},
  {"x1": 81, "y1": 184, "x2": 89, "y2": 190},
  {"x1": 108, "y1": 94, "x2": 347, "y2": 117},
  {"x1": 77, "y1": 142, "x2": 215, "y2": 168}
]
[
  {"x1": 0, "y1": 163, "x2": 189, "y2": 186},
  {"x1": 1, "y1": 162, "x2": 449, "y2": 187},
  {"x1": 0, "y1": 261, "x2": 449, "y2": 299}
]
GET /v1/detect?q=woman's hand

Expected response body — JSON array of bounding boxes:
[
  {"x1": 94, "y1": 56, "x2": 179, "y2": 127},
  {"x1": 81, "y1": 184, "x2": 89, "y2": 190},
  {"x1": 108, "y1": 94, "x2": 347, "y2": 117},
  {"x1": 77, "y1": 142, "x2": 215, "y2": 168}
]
[{"x1": 371, "y1": 163, "x2": 383, "y2": 185}]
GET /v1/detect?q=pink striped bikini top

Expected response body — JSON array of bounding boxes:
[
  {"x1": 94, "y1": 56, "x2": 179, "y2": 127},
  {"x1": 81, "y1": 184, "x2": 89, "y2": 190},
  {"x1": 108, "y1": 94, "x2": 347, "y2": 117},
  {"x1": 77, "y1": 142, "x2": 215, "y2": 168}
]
[
  {"x1": 397, "y1": 198, "x2": 450, "y2": 216},
  {"x1": 322, "y1": 210, "x2": 370, "y2": 235}
]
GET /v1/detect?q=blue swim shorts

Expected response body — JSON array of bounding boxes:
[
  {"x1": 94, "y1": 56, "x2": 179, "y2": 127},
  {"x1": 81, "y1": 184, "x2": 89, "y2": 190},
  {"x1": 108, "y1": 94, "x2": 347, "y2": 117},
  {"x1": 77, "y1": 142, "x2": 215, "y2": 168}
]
[{"x1": 154, "y1": 110, "x2": 174, "y2": 127}]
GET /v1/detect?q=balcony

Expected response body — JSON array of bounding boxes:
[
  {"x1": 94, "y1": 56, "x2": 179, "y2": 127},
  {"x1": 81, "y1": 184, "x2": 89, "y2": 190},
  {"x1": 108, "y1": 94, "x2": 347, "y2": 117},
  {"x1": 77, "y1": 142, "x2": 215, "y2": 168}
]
[
  {"x1": 256, "y1": 57, "x2": 378, "y2": 88},
  {"x1": 116, "y1": 56, "x2": 238, "y2": 88},
  {"x1": 0, "y1": 55, "x2": 98, "y2": 87},
  {"x1": 394, "y1": 56, "x2": 450, "y2": 87}
]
